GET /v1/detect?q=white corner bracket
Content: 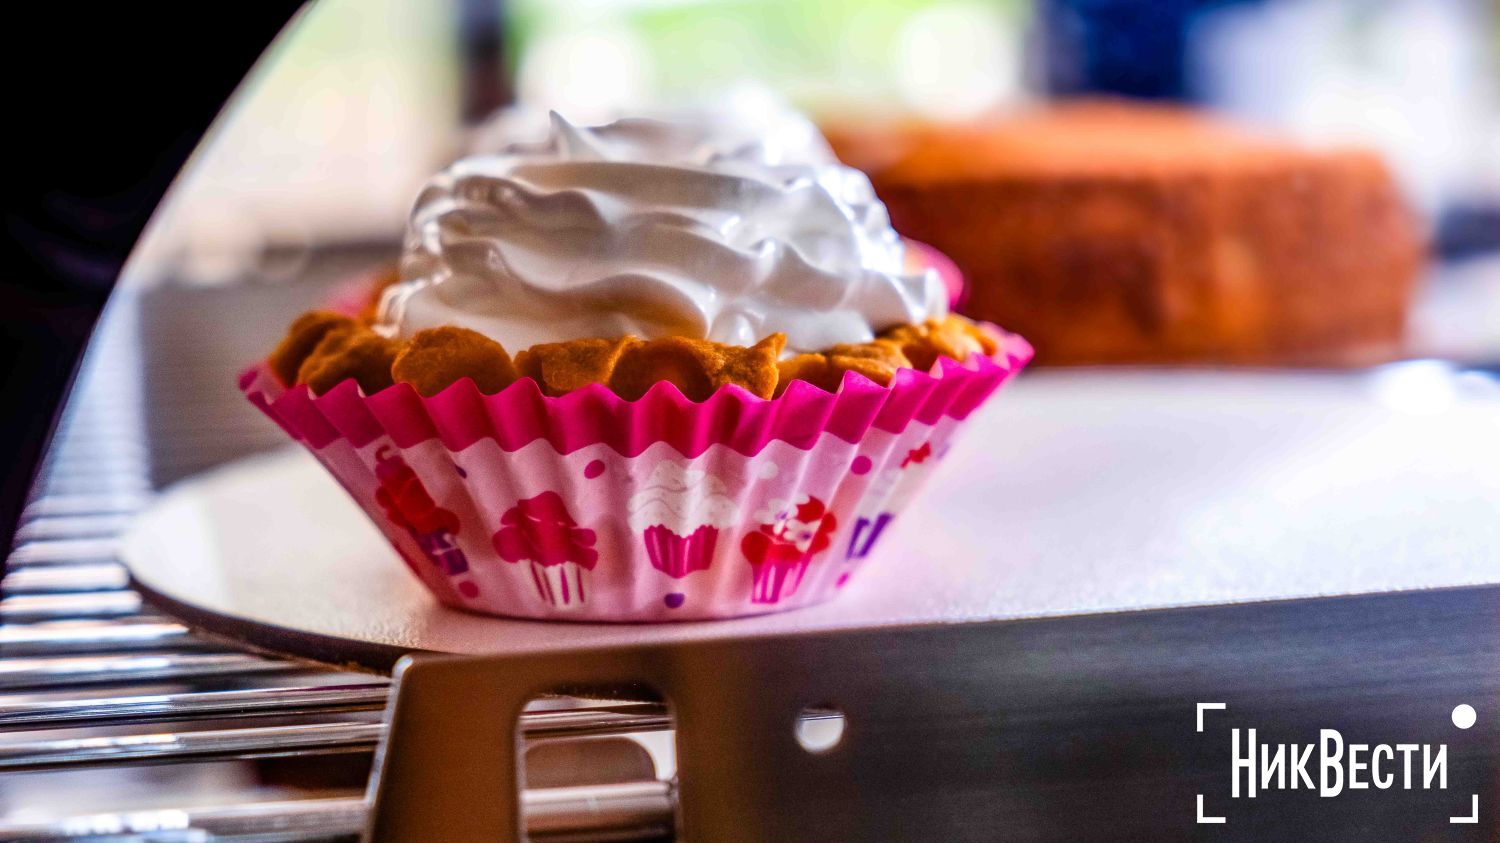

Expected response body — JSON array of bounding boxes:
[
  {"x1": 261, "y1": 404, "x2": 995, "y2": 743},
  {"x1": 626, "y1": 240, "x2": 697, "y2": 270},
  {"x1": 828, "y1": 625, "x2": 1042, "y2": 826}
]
[
  {"x1": 1196, "y1": 793, "x2": 1226, "y2": 825},
  {"x1": 1196, "y1": 702, "x2": 1227, "y2": 733},
  {"x1": 1195, "y1": 704, "x2": 1229, "y2": 824},
  {"x1": 1450, "y1": 794, "x2": 1479, "y2": 824}
]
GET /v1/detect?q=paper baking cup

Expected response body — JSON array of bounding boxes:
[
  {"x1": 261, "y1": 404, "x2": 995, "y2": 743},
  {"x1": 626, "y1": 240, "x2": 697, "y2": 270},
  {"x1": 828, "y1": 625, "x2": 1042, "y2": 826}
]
[{"x1": 239, "y1": 331, "x2": 1030, "y2": 621}]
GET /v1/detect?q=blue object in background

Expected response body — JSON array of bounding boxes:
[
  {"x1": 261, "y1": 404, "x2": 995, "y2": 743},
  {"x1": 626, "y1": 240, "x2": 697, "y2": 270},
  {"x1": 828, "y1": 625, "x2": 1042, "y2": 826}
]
[{"x1": 1040, "y1": 0, "x2": 1261, "y2": 100}]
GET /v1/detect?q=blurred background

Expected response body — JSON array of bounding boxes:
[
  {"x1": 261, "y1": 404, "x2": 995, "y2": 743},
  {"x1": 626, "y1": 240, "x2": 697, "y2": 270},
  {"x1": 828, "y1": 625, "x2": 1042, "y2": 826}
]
[{"x1": 129, "y1": 0, "x2": 1499, "y2": 361}]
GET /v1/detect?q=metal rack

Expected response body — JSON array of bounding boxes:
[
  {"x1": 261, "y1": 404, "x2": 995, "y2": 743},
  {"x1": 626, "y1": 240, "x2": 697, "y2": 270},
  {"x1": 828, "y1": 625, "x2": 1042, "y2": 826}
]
[{"x1": 0, "y1": 282, "x2": 678, "y2": 840}]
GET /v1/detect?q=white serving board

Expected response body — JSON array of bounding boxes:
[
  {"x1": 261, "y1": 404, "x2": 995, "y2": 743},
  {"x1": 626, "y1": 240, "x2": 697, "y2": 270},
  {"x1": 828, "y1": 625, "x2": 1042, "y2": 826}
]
[{"x1": 122, "y1": 368, "x2": 1500, "y2": 663}]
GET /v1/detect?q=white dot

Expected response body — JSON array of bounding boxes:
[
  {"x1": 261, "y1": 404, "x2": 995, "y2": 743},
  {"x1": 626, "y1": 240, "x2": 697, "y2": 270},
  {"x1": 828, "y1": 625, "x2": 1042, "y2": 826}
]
[
  {"x1": 795, "y1": 704, "x2": 845, "y2": 753},
  {"x1": 757, "y1": 462, "x2": 779, "y2": 480},
  {"x1": 1452, "y1": 704, "x2": 1476, "y2": 729}
]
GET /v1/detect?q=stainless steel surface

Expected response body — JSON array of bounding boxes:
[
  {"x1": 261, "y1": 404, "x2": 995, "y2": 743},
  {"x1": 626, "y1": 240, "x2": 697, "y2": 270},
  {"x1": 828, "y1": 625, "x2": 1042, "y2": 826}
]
[
  {"x1": 524, "y1": 782, "x2": 676, "y2": 841},
  {"x1": 0, "y1": 652, "x2": 298, "y2": 690},
  {"x1": 13, "y1": 516, "x2": 136, "y2": 543},
  {"x1": 0, "y1": 591, "x2": 144, "y2": 622},
  {"x1": 0, "y1": 798, "x2": 371, "y2": 842},
  {"x1": 0, "y1": 620, "x2": 204, "y2": 656},
  {"x1": 8, "y1": 539, "x2": 123, "y2": 567},
  {"x1": 0, "y1": 684, "x2": 390, "y2": 730},
  {"x1": 0, "y1": 563, "x2": 130, "y2": 594},
  {"x1": 1, "y1": 721, "x2": 387, "y2": 772},
  {"x1": 0, "y1": 781, "x2": 678, "y2": 841},
  {"x1": 366, "y1": 590, "x2": 1499, "y2": 842},
  {"x1": 21, "y1": 494, "x2": 151, "y2": 519},
  {"x1": 0, "y1": 704, "x2": 675, "y2": 772}
]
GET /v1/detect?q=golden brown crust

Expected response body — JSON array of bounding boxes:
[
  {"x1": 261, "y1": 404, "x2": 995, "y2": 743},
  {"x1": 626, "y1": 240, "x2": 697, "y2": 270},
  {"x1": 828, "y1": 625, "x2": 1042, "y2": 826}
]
[
  {"x1": 824, "y1": 339, "x2": 913, "y2": 368},
  {"x1": 514, "y1": 337, "x2": 640, "y2": 397},
  {"x1": 881, "y1": 315, "x2": 1000, "y2": 371},
  {"x1": 296, "y1": 324, "x2": 399, "y2": 395},
  {"x1": 712, "y1": 333, "x2": 785, "y2": 399},
  {"x1": 268, "y1": 311, "x2": 358, "y2": 386},
  {"x1": 611, "y1": 333, "x2": 786, "y2": 401},
  {"x1": 270, "y1": 310, "x2": 993, "y2": 398},
  {"x1": 775, "y1": 339, "x2": 912, "y2": 396},
  {"x1": 610, "y1": 338, "x2": 714, "y2": 401},
  {"x1": 392, "y1": 326, "x2": 518, "y2": 397}
]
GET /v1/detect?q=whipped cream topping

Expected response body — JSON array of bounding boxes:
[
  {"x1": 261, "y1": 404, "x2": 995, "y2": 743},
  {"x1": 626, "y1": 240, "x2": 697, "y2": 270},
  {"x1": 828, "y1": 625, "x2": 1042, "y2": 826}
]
[
  {"x1": 466, "y1": 93, "x2": 840, "y2": 168},
  {"x1": 383, "y1": 111, "x2": 946, "y2": 354}
]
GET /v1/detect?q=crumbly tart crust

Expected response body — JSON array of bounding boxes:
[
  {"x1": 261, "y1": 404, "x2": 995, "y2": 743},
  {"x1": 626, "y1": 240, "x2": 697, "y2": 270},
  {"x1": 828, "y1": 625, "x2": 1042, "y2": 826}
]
[{"x1": 268, "y1": 311, "x2": 1002, "y2": 400}]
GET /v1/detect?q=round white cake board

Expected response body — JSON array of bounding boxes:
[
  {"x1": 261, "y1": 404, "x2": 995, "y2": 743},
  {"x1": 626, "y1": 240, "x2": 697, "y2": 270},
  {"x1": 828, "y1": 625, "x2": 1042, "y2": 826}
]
[{"x1": 122, "y1": 369, "x2": 1500, "y2": 672}]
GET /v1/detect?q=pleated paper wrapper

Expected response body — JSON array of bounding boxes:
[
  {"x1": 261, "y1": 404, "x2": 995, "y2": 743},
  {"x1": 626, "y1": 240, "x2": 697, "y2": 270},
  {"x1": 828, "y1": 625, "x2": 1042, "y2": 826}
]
[{"x1": 240, "y1": 332, "x2": 1031, "y2": 621}]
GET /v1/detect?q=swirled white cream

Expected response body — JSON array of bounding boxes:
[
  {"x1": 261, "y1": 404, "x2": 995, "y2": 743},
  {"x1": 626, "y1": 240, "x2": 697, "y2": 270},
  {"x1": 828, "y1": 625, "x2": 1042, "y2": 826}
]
[
  {"x1": 383, "y1": 111, "x2": 946, "y2": 354},
  {"x1": 466, "y1": 91, "x2": 839, "y2": 168}
]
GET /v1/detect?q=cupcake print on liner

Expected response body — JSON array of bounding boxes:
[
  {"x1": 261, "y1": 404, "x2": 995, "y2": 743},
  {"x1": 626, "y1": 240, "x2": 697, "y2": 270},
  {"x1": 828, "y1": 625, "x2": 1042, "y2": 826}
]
[
  {"x1": 371, "y1": 446, "x2": 478, "y2": 598},
  {"x1": 492, "y1": 491, "x2": 599, "y2": 609},
  {"x1": 742, "y1": 495, "x2": 839, "y2": 604},
  {"x1": 628, "y1": 461, "x2": 739, "y2": 607},
  {"x1": 843, "y1": 440, "x2": 939, "y2": 566}
]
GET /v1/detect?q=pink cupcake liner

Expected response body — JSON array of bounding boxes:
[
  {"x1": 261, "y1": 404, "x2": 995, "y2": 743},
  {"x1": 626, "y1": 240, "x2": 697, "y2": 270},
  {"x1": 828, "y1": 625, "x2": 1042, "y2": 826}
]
[{"x1": 239, "y1": 330, "x2": 1031, "y2": 621}]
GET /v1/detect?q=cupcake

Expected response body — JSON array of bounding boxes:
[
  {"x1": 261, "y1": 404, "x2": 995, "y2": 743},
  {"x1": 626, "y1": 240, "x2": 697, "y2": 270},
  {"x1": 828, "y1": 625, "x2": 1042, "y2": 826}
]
[
  {"x1": 628, "y1": 461, "x2": 739, "y2": 583},
  {"x1": 492, "y1": 491, "x2": 599, "y2": 608},
  {"x1": 242, "y1": 109, "x2": 1030, "y2": 621},
  {"x1": 742, "y1": 494, "x2": 840, "y2": 605}
]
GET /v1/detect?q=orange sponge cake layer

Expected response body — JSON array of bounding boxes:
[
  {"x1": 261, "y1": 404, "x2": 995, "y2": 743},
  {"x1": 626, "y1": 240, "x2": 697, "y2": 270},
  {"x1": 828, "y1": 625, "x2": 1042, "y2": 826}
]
[{"x1": 828, "y1": 103, "x2": 1425, "y2": 365}]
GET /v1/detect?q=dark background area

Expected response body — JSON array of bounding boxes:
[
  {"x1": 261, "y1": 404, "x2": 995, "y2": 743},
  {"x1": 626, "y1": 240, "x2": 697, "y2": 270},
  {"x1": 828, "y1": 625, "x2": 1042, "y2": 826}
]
[{"x1": 1, "y1": 4, "x2": 304, "y2": 550}]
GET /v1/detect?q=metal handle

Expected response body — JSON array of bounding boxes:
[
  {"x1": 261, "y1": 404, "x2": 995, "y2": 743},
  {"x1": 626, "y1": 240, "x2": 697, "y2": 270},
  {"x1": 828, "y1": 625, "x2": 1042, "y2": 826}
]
[{"x1": 366, "y1": 587, "x2": 1500, "y2": 842}]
